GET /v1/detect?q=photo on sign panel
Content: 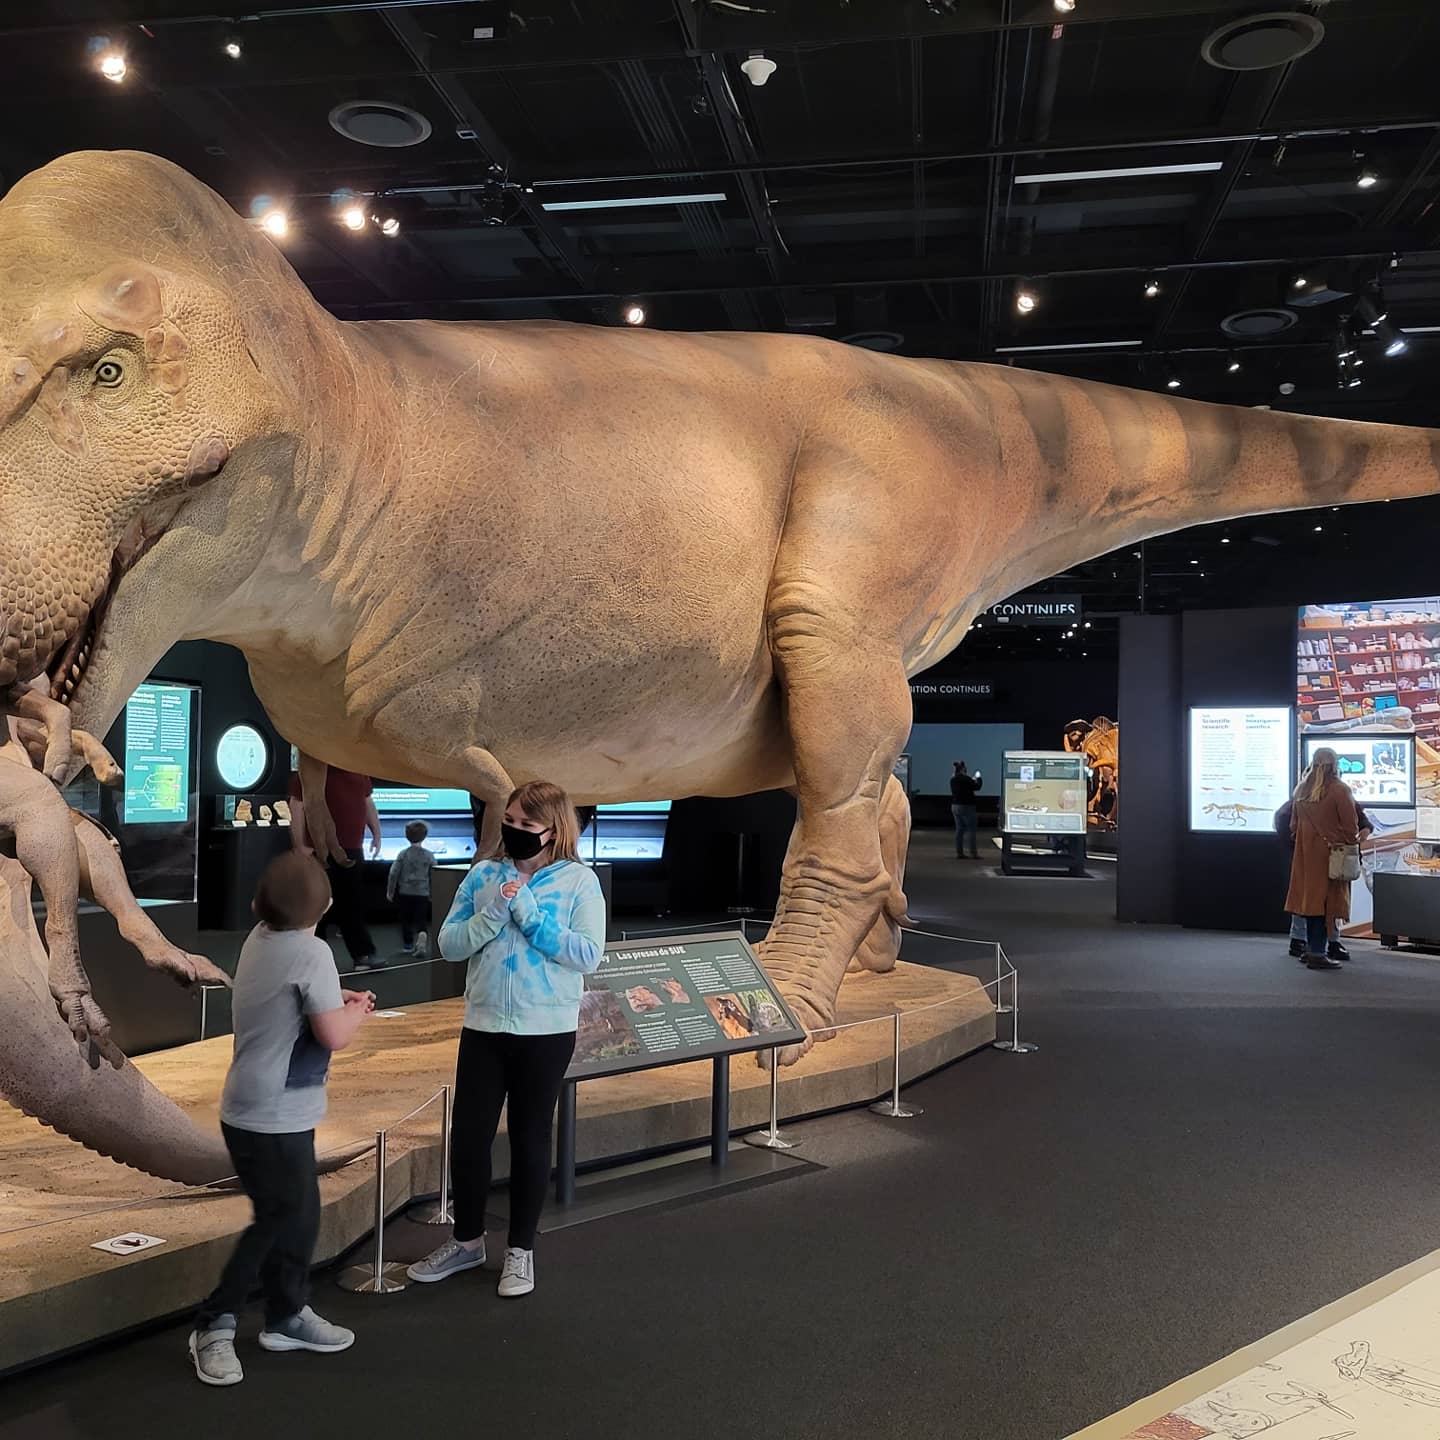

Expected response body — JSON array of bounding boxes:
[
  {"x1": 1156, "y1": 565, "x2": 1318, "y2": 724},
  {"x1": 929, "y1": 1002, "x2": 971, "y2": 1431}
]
[
  {"x1": 706, "y1": 993, "x2": 756, "y2": 1039},
  {"x1": 576, "y1": 984, "x2": 642, "y2": 1065}
]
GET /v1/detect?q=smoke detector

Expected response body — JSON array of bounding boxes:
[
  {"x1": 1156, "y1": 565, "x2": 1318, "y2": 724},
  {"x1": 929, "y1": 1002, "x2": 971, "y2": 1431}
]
[
  {"x1": 740, "y1": 52, "x2": 777, "y2": 87},
  {"x1": 1201, "y1": 12, "x2": 1324, "y2": 71},
  {"x1": 329, "y1": 100, "x2": 433, "y2": 148}
]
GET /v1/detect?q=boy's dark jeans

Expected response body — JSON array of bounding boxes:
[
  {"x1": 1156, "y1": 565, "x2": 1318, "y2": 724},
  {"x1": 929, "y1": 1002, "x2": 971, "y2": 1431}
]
[
  {"x1": 396, "y1": 893, "x2": 431, "y2": 948},
  {"x1": 195, "y1": 1124, "x2": 319, "y2": 1328}
]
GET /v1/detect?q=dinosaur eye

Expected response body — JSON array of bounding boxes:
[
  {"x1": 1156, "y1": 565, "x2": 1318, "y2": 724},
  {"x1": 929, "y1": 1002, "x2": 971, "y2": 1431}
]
[{"x1": 94, "y1": 358, "x2": 125, "y2": 388}]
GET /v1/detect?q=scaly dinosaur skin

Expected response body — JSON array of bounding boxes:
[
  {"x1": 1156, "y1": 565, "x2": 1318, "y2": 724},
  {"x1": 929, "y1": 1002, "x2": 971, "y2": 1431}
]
[{"x1": 2, "y1": 150, "x2": 1440, "y2": 1177}]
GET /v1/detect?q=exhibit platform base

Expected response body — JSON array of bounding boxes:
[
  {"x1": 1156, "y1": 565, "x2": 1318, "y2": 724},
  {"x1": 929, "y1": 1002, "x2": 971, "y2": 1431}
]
[{"x1": 0, "y1": 960, "x2": 992, "y2": 1374}]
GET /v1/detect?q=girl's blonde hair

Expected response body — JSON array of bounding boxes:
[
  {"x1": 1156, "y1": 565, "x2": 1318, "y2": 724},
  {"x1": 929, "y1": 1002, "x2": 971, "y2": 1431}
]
[
  {"x1": 492, "y1": 780, "x2": 582, "y2": 864},
  {"x1": 1294, "y1": 746, "x2": 1339, "y2": 804}
]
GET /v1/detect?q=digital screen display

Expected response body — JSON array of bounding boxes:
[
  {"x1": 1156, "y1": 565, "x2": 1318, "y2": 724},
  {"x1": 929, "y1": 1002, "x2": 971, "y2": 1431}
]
[
  {"x1": 569, "y1": 933, "x2": 805, "y2": 1080},
  {"x1": 372, "y1": 786, "x2": 473, "y2": 814},
  {"x1": 1002, "y1": 751, "x2": 1087, "y2": 835},
  {"x1": 123, "y1": 683, "x2": 194, "y2": 824},
  {"x1": 1302, "y1": 734, "x2": 1415, "y2": 807},
  {"x1": 1189, "y1": 707, "x2": 1292, "y2": 832}
]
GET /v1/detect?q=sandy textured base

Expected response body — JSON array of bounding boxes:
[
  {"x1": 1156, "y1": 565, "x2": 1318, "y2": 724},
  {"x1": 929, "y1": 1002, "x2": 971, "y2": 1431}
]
[{"x1": 0, "y1": 960, "x2": 992, "y2": 1372}]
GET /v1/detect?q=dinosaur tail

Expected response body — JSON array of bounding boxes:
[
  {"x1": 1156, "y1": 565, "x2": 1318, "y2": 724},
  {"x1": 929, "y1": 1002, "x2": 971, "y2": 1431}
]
[
  {"x1": 962, "y1": 367, "x2": 1440, "y2": 598},
  {"x1": 0, "y1": 867, "x2": 367, "y2": 1187}
]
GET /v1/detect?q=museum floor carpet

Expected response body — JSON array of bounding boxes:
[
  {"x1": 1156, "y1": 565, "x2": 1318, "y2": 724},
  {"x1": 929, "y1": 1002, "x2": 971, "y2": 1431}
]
[{"x1": 5, "y1": 830, "x2": 1440, "y2": 1440}]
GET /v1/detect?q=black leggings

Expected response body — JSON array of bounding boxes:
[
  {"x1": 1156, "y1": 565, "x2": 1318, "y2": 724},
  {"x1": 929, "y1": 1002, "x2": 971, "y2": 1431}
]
[{"x1": 452, "y1": 1027, "x2": 576, "y2": 1250}]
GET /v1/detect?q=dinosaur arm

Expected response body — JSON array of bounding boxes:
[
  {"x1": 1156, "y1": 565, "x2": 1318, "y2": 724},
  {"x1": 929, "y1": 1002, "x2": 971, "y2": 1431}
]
[
  {"x1": 297, "y1": 749, "x2": 348, "y2": 864},
  {"x1": 9, "y1": 681, "x2": 73, "y2": 783}
]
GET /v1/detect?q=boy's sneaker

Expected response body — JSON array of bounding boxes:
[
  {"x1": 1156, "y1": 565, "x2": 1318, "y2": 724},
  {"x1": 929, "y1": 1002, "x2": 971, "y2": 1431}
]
[
  {"x1": 258, "y1": 1306, "x2": 355, "y2": 1354},
  {"x1": 189, "y1": 1316, "x2": 243, "y2": 1386},
  {"x1": 415, "y1": 930, "x2": 429, "y2": 960},
  {"x1": 498, "y1": 1247, "x2": 535, "y2": 1298},
  {"x1": 407, "y1": 1236, "x2": 486, "y2": 1284}
]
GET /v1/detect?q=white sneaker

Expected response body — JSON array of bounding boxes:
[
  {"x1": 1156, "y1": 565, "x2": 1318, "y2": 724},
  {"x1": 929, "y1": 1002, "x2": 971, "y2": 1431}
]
[
  {"x1": 415, "y1": 930, "x2": 429, "y2": 960},
  {"x1": 407, "y1": 1235, "x2": 486, "y2": 1284},
  {"x1": 497, "y1": 1247, "x2": 535, "y2": 1298},
  {"x1": 189, "y1": 1317, "x2": 243, "y2": 1386},
  {"x1": 258, "y1": 1305, "x2": 355, "y2": 1354}
]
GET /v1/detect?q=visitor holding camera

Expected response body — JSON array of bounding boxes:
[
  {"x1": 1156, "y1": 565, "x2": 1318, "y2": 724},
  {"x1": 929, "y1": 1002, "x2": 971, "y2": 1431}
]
[{"x1": 409, "y1": 781, "x2": 605, "y2": 1298}]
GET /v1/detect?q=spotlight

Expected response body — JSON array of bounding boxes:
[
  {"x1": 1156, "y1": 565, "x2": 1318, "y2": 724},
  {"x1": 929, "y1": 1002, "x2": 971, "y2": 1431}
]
[
  {"x1": 1356, "y1": 294, "x2": 1407, "y2": 356},
  {"x1": 340, "y1": 206, "x2": 366, "y2": 232},
  {"x1": 260, "y1": 208, "x2": 289, "y2": 239},
  {"x1": 1014, "y1": 283, "x2": 1038, "y2": 315},
  {"x1": 1054, "y1": 0, "x2": 1076, "y2": 10},
  {"x1": 1220, "y1": 537, "x2": 1231, "y2": 544},
  {"x1": 1356, "y1": 155, "x2": 1378, "y2": 190},
  {"x1": 740, "y1": 52, "x2": 777, "y2": 87},
  {"x1": 1143, "y1": 277, "x2": 1161, "y2": 299},
  {"x1": 223, "y1": 37, "x2": 243, "y2": 60},
  {"x1": 623, "y1": 303, "x2": 647, "y2": 326},
  {"x1": 1226, "y1": 352, "x2": 1242, "y2": 373},
  {"x1": 380, "y1": 217, "x2": 400, "y2": 237},
  {"x1": 1165, "y1": 369, "x2": 1181, "y2": 390},
  {"x1": 98, "y1": 49, "x2": 127, "y2": 82},
  {"x1": 1291, "y1": 273, "x2": 1310, "y2": 292},
  {"x1": 1278, "y1": 381, "x2": 1296, "y2": 395}
]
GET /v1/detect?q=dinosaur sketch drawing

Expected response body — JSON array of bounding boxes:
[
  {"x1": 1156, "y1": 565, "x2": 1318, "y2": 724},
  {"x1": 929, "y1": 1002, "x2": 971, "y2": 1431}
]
[{"x1": 4, "y1": 149, "x2": 1440, "y2": 1181}]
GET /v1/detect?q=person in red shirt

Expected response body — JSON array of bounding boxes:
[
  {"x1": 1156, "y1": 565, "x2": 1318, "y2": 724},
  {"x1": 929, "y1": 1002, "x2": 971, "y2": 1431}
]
[{"x1": 288, "y1": 768, "x2": 383, "y2": 971}]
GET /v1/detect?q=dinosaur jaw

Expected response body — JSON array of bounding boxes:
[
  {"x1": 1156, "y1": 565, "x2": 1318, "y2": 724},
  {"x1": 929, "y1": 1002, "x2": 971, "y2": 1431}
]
[{"x1": 44, "y1": 513, "x2": 169, "y2": 709}]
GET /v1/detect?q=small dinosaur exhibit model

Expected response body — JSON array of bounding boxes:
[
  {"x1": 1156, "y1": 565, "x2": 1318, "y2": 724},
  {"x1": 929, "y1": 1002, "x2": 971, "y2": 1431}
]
[{"x1": 2, "y1": 150, "x2": 1439, "y2": 1182}]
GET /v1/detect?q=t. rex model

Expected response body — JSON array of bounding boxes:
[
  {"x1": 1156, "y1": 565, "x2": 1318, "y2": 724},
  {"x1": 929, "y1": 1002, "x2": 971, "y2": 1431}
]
[{"x1": 3, "y1": 149, "x2": 1440, "y2": 1183}]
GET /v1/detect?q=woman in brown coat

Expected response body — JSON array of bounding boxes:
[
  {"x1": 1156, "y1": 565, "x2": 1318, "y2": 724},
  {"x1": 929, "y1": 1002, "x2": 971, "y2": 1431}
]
[{"x1": 1284, "y1": 747, "x2": 1359, "y2": 970}]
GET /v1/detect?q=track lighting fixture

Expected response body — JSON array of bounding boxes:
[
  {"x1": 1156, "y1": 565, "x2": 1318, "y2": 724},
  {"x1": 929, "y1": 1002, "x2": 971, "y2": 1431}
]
[
  {"x1": 97, "y1": 49, "x2": 126, "y2": 82},
  {"x1": 1143, "y1": 277, "x2": 1161, "y2": 299},
  {"x1": 1226, "y1": 353, "x2": 1242, "y2": 373},
  {"x1": 340, "y1": 205, "x2": 366, "y2": 232},
  {"x1": 223, "y1": 36, "x2": 243, "y2": 59},
  {"x1": 623, "y1": 303, "x2": 647, "y2": 326},
  {"x1": 1054, "y1": 0, "x2": 1076, "y2": 11},
  {"x1": 1014, "y1": 282, "x2": 1038, "y2": 316},
  {"x1": 260, "y1": 209, "x2": 289, "y2": 239},
  {"x1": 1356, "y1": 295, "x2": 1407, "y2": 356},
  {"x1": 380, "y1": 216, "x2": 400, "y2": 237},
  {"x1": 1355, "y1": 154, "x2": 1378, "y2": 190}
]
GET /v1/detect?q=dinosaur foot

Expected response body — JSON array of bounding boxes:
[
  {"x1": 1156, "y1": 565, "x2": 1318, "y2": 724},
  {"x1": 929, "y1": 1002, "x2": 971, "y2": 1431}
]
[
  {"x1": 53, "y1": 988, "x2": 125, "y2": 1070},
  {"x1": 754, "y1": 991, "x2": 840, "y2": 1069}
]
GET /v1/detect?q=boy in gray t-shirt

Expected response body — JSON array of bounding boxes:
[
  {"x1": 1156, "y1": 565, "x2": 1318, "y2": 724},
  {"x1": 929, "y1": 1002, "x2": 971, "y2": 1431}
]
[{"x1": 189, "y1": 853, "x2": 374, "y2": 1388}]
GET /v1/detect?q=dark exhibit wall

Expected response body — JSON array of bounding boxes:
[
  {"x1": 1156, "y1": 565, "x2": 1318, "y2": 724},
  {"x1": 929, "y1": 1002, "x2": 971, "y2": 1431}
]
[{"x1": 1119, "y1": 607, "x2": 1295, "y2": 931}]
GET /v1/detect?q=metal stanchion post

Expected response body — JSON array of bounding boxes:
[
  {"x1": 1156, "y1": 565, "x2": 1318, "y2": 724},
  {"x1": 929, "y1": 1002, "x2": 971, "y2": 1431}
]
[
  {"x1": 869, "y1": 1011, "x2": 922, "y2": 1118},
  {"x1": 993, "y1": 963, "x2": 1038, "y2": 1054},
  {"x1": 993, "y1": 941, "x2": 1012, "y2": 1014},
  {"x1": 744, "y1": 1048, "x2": 798, "y2": 1150},
  {"x1": 337, "y1": 1129, "x2": 409, "y2": 1293},
  {"x1": 413, "y1": 1085, "x2": 453, "y2": 1225}
]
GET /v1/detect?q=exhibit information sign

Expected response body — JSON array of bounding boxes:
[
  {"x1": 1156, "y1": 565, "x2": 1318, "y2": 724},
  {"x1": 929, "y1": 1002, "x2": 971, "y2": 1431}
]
[
  {"x1": 1002, "y1": 750, "x2": 1087, "y2": 834},
  {"x1": 569, "y1": 932, "x2": 805, "y2": 1080},
  {"x1": 1301, "y1": 733, "x2": 1415, "y2": 807},
  {"x1": 1188, "y1": 706, "x2": 1292, "y2": 832},
  {"x1": 215, "y1": 724, "x2": 268, "y2": 791},
  {"x1": 123, "y1": 683, "x2": 192, "y2": 825}
]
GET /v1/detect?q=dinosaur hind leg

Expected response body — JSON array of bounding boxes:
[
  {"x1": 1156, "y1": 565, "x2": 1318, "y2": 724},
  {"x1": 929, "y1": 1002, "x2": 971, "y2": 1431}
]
[
  {"x1": 852, "y1": 773, "x2": 912, "y2": 976},
  {"x1": 760, "y1": 587, "x2": 912, "y2": 1063}
]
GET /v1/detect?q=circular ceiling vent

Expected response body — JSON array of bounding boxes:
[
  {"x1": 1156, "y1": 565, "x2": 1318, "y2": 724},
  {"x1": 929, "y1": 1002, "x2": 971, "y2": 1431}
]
[
  {"x1": 329, "y1": 100, "x2": 433, "y2": 149},
  {"x1": 1221, "y1": 307, "x2": 1298, "y2": 339},
  {"x1": 1201, "y1": 12, "x2": 1324, "y2": 71},
  {"x1": 842, "y1": 330, "x2": 905, "y2": 352}
]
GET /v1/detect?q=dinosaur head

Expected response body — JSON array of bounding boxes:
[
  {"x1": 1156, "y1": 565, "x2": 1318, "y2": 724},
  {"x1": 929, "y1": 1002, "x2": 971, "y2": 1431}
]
[
  {"x1": 0, "y1": 261, "x2": 262, "y2": 697},
  {"x1": 0, "y1": 151, "x2": 330, "y2": 736}
]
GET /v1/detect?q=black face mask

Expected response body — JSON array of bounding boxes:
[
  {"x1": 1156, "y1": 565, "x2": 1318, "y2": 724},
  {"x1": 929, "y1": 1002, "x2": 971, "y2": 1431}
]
[{"x1": 501, "y1": 823, "x2": 551, "y2": 861}]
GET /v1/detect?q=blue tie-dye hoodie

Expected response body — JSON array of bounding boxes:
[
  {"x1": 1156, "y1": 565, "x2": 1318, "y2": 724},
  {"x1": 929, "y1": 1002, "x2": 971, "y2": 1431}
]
[{"x1": 439, "y1": 859, "x2": 606, "y2": 1034}]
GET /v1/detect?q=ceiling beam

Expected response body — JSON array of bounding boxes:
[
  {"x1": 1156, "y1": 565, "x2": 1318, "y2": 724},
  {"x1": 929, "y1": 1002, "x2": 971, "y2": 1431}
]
[
  {"x1": 320, "y1": 233, "x2": 1433, "y2": 310},
  {"x1": 380, "y1": 9, "x2": 593, "y2": 290}
]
